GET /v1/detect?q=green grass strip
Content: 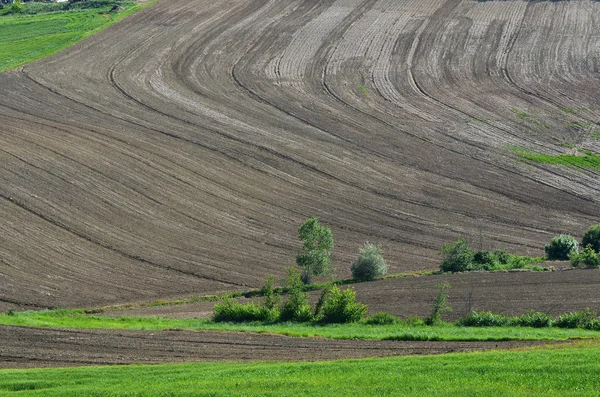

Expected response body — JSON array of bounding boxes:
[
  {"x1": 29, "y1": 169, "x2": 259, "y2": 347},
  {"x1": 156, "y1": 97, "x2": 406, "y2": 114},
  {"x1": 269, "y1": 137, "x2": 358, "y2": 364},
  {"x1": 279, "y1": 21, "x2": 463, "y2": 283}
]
[
  {"x1": 0, "y1": 342, "x2": 599, "y2": 396},
  {"x1": 1, "y1": 310, "x2": 599, "y2": 341},
  {"x1": 509, "y1": 146, "x2": 600, "y2": 170},
  {"x1": 0, "y1": 3, "x2": 145, "y2": 71}
]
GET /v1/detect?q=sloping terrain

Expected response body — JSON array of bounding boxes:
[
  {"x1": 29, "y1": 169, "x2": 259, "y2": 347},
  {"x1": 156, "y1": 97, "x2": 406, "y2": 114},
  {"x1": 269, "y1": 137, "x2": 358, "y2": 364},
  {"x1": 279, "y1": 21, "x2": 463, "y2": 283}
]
[
  {"x1": 1, "y1": 0, "x2": 599, "y2": 309},
  {"x1": 104, "y1": 269, "x2": 600, "y2": 320},
  {"x1": 0, "y1": 325, "x2": 558, "y2": 368}
]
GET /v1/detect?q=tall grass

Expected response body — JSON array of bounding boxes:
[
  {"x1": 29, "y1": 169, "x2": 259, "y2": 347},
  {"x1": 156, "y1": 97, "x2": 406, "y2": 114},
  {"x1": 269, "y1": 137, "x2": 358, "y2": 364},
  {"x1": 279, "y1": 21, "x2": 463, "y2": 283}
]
[{"x1": 0, "y1": 342, "x2": 598, "y2": 396}]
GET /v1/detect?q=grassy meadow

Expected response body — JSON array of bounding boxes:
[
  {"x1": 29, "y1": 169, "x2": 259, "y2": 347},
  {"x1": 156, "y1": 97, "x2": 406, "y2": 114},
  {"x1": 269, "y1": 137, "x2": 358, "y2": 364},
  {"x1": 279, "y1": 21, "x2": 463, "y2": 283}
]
[
  {"x1": 1, "y1": 309, "x2": 599, "y2": 341},
  {"x1": 0, "y1": 1, "x2": 144, "y2": 71},
  {"x1": 0, "y1": 342, "x2": 599, "y2": 396}
]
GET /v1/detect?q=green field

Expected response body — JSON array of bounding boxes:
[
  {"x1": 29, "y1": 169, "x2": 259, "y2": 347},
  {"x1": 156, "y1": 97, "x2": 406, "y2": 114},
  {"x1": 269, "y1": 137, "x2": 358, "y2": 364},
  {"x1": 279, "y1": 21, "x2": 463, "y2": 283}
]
[
  {"x1": 2, "y1": 310, "x2": 599, "y2": 341},
  {"x1": 0, "y1": 1, "x2": 143, "y2": 71},
  {"x1": 1, "y1": 342, "x2": 599, "y2": 396}
]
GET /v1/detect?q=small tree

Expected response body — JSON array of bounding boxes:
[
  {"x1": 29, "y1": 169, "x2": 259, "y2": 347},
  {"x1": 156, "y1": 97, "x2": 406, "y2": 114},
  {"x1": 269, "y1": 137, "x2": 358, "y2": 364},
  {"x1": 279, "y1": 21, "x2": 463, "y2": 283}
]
[
  {"x1": 426, "y1": 282, "x2": 452, "y2": 325},
  {"x1": 582, "y1": 225, "x2": 600, "y2": 253},
  {"x1": 261, "y1": 275, "x2": 280, "y2": 311},
  {"x1": 351, "y1": 243, "x2": 388, "y2": 281},
  {"x1": 440, "y1": 237, "x2": 473, "y2": 272},
  {"x1": 545, "y1": 234, "x2": 578, "y2": 260},
  {"x1": 296, "y1": 217, "x2": 333, "y2": 284}
]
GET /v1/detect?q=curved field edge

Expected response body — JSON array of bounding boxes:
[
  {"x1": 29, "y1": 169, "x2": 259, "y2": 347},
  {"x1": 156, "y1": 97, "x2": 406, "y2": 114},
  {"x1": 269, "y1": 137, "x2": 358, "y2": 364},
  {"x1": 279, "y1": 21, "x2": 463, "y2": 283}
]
[
  {"x1": 0, "y1": 341, "x2": 598, "y2": 396},
  {"x1": 0, "y1": 2, "x2": 147, "y2": 72},
  {"x1": 1, "y1": 310, "x2": 598, "y2": 341}
]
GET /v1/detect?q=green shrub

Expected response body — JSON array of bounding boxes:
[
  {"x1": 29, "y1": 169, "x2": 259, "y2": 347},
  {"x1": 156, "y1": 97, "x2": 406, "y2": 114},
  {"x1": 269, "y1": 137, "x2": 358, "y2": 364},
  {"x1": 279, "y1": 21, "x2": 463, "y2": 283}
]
[
  {"x1": 280, "y1": 268, "x2": 313, "y2": 322},
  {"x1": 545, "y1": 234, "x2": 578, "y2": 260},
  {"x1": 261, "y1": 275, "x2": 280, "y2": 310},
  {"x1": 351, "y1": 243, "x2": 388, "y2": 281},
  {"x1": 440, "y1": 237, "x2": 473, "y2": 272},
  {"x1": 570, "y1": 245, "x2": 600, "y2": 268},
  {"x1": 582, "y1": 224, "x2": 600, "y2": 253},
  {"x1": 426, "y1": 282, "x2": 452, "y2": 325},
  {"x1": 212, "y1": 298, "x2": 278, "y2": 322},
  {"x1": 321, "y1": 286, "x2": 367, "y2": 323},
  {"x1": 516, "y1": 310, "x2": 553, "y2": 328},
  {"x1": 494, "y1": 250, "x2": 511, "y2": 265},
  {"x1": 456, "y1": 311, "x2": 513, "y2": 327},
  {"x1": 363, "y1": 312, "x2": 399, "y2": 325},
  {"x1": 471, "y1": 250, "x2": 497, "y2": 270},
  {"x1": 313, "y1": 283, "x2": 333, "y2": 318},
  {"x1": 554, "y1": 309, "x2": 599, "y2": 329}
]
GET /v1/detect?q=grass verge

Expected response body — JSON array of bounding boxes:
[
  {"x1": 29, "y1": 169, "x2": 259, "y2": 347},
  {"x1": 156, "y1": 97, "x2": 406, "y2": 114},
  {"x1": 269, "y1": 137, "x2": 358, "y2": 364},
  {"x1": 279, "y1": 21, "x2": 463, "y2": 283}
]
[
  {"x1": 509, "y1": 146, "x2": 600, "y2": 171},
  {"x1": 0, "y1": 1, "x2": 145, "y2": 71},
  {"x1": 0, "y1": 342, "x2": 599, "y2": 396},
  {"x1": 1, "y1": 310, "x2": 599, "y2": 341}
]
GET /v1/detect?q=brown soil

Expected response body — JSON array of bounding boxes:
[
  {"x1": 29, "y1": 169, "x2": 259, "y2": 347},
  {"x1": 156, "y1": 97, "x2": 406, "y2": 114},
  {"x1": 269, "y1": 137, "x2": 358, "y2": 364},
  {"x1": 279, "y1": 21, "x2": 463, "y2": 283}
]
[
  {"x1": 1, "y1": 0, "x2": 599, "y2": 310},
  {"x1": 104, "y1": 269, "x2": 600, "y2": 321},
  {"x1": 0, "y1": 325, "x2": 561, "y2": 369}
]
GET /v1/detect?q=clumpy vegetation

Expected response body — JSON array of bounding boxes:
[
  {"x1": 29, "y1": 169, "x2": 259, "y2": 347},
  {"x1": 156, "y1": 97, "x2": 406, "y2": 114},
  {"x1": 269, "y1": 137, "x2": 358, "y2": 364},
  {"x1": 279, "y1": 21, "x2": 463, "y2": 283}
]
[
  {"x1": 582, "y1": 225, "x2": 600, "y2": 253},
  {"x1": 214, "y1": 269, "x2": 367, "y2": 324},
  {"x1": 457, "y1": 309, "x2": 600, "y2": 331},
  {"x1": 570, "y1": 245, "x2": 600, "y2": 269},
  {"x1": 545, "y1": 234, "x2": 578, "y2": 260},
  {"x1": 440, "y1": 237, "x2": 544, "y2": 273},
  {"x1": 351, "y1": 243, "x2": 388, "y2": 281}
]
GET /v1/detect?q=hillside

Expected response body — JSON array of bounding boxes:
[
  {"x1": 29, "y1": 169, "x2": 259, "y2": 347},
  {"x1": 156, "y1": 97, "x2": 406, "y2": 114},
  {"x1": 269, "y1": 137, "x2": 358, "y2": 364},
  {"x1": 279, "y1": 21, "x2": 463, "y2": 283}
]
[{"x1": 1, "y1": 0, "x2": 599, "y2": 309}]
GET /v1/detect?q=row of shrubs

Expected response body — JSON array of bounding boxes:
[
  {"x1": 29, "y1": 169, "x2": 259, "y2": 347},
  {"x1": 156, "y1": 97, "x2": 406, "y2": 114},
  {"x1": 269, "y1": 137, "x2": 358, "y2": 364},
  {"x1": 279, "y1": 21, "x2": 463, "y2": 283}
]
[
  {"x1": 543, "y1": 225, "x2": 600, "y2": 267},
  {"x1": 441, "y1": 224, "x2": 600, "y2": 273},
  {"x1": 457, "y1": 309, "x2": 600, "y2": 330},
  {"x1": 213, "y1": 269, "x2": 368, "y2": 324},
  {"x1": 440, "y1": 238, "x2": 545, "y2": 273}
]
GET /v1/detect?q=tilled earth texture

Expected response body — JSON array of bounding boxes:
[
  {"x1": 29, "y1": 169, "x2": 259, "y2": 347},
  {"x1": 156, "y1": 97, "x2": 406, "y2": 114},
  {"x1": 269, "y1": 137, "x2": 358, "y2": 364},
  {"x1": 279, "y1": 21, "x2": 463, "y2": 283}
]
[
  {"x1": 105, "y1": 269, "x2": 600, "y2": 321},
  {"x1": 1, "y1": 0, "x2": 600, "y2": 309},
  {"x1": 0, "y1": 325, "x2": 560, "y2": 368}
]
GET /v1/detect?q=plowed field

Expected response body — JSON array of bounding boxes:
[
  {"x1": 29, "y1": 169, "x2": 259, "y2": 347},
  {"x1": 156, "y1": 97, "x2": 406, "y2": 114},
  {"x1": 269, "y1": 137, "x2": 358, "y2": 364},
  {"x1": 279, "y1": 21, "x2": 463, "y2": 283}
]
[
  {"x1": 1, "y1": 0, "x2": 599, "y2": 309},
  {"x1": 0, "y1": 325, "x2": 559, "y2": 368}
]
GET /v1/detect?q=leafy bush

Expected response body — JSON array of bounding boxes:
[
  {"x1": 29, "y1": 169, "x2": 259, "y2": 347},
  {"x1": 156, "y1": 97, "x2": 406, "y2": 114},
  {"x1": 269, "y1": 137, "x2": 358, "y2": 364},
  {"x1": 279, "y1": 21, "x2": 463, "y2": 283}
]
[
  {"x1": 494, "y1": 250, "x2": 511, "y2": 265},
  {"x1": 363, "y1": 312, "x2": 399, "y2": 325},
  {"x1": 261, "y1": 275, "x2": 280, "y2": 310},
  {"x1": 351, "y1": 243, "x2": 388, "y2": 281},
  {"x1": 426, "y1": 282, "x2": 452, "y2": 325},
  {"x1": 570, "y1": 245, "x2": 600, "y2": 268},
  {"x1": 516, "y1": 310, "x2": 553, "y2": 328},
  {"x1": 212, "y1": 298, "x2": 278, "y2": 322},
  {"x1": 321, "y1": 286, "x2": 367, "y2": 323},
  {"x1": 545, "y1": 234, "x2": 578, "y2": 260},
  {"x1": 582, "y1": 224, "x2": 600, "y2": 253},
  {"x1": 440, "y1": 237, "x2": 473, "y2": 272},
  {"x1": 280, "y1": 268, "x2": 313, "y2": 322},
  {"x1": 554, "y1": 309, "x2": 599, "y2": 330},
  {"x1": 456, "y1": 311, "x2": 513, "y2": 327},
  {"x1": 471, "y1": 250, "x2": 497, "y2": 270}
]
